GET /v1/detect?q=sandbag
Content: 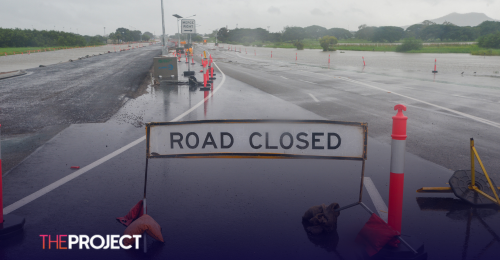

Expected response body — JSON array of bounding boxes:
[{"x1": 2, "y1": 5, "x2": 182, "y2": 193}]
[
  {"x1": 302, "y1": 203, "x2": 340, "y2": 235},
  {"x1": 355, "y1": 213, "x2": 400, "y2": 256},
  {"x1": 117, "y1": 200, "x2": 145, "y2": 226},
  {"x1": 122, "y1": 214, "x2": 164, "y2": 246}
]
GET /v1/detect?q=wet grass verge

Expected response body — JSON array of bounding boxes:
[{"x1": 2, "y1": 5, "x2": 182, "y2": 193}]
[{"x1": 0, "y1": 45, "x2": 105, "y2": 56}]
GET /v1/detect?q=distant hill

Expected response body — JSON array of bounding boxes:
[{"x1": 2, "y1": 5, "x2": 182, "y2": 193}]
[
  {"x1": 401, "y1": 12, "x2": 499, "y2": 29},
  {"x1": 430, "y1": 12, "x2": 499, "y2": 26}
]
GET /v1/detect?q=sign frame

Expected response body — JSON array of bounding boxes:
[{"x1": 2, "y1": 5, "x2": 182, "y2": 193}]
[
  {"x1": 181, "y1": 19, "x2": 196, "y2": 34},
  {"x1": 141, "y1": 119, "x2": 370, "y2": 239}
]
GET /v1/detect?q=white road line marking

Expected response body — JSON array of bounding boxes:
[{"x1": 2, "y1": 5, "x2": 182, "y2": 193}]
[
  {"x1": 308, "y1": 93, "x2": 320, "y2": 102},
  {"x1": 3, "y1": 58, "x2": 227, "y2": 215},
  {"x1": 304, "y1": 72, "x2": 500, "y2": 129},
  {"x1": 363, "y1": 177, "x2": 388, "y2": 222},
  {"x1": 299, "y1": 79, "x2": 317, "y2": 85},
  {"x1": 280, "y1": 76, "x2": 288, "y2": 79},
  {"x1": 404, "y1": 104, "x2": 464, "y2": 119},
  {"x1": 452, "y1": 94, "x2": 493, "y2": 103}
]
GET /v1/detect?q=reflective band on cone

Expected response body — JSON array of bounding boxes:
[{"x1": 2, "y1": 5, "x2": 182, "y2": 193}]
[{"x1": 388, "y1": 104, "x2": 407, "y2": 233}]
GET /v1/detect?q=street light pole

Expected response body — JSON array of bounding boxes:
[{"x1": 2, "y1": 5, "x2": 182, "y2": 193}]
[
  {"x1": 161, "y1": 0, "x2": 166, "y2": 52},
  {"x1": 177, "y1": 19, "x2": 180, "y2": 47}
]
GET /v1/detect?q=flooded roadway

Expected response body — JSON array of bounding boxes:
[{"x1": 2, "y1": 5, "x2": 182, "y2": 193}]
[{"x1": 0, "y1": 44, "x2": 499, "y2": 259}]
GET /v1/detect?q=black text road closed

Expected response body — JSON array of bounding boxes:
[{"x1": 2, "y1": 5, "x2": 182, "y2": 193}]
[{"x1": 146, "y1": 120, "x2": 367, "y2": 160}]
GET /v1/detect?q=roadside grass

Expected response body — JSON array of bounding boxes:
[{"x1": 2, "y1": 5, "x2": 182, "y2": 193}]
[
  {"x1": 0, "y1": 45, "x2": 104, "y2": 56},
  {"x1": 338, "y1": 39, "x2": 373, "y2": 43},
  {"x1": 336, "y1": 45, "x2": 398, "y2": 52}
]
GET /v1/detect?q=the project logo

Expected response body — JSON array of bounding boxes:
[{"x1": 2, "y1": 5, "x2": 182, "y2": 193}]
[{"x1": 40, "y1": 234, "x2": 142, "y2": 250}]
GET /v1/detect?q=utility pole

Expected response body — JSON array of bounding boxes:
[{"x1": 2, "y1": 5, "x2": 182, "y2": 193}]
[
  {"x1": 177, "y1": 19, "x2": 181, "y2": 47},
  {"x1": 161, "y1": 0, "x2": 166, "y2": 53}
]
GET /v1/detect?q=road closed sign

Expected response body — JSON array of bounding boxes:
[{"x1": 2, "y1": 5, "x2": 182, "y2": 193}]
[
  {"x1": 181, "y1": 19, "x2": 196, "y2": 34},
  {"x1": 146, "y1": 120, "x2": 367, "y2": 160}
]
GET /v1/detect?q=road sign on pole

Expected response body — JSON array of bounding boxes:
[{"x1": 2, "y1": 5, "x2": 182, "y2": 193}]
[{"x1": 181, "y1": 19, "x2": 196, "y2": 34}]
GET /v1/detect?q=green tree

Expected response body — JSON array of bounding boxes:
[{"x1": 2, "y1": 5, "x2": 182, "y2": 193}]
[
  {"x1": 355, "y1": 25, "x2": 377, "y2": 40},
  {"x1": 326, "y1": 28, "x2": 352, "y2": 40},
  {"x1": 143, "y1": 31, "x2": 154, "y2": 41},
  {"x1": 372, "y1": 26, "x2": 404, "y2": 42},
  {"x1": 191, "y1": 34, "x2": 203, "y2": 42},
  {"x1": 478, "y1": 32, "x2": 500, "y2": 48},
  {"x1": 217, "y1": 27, "x2": 229, "y2": 42},
  {"x1": 477, "y1": 21, "x2": 500, "y2": 36},
  {"x1": 293, "y1": 41, "x2": 304, "y2": 50},
  {"x1": 396, "y1": 37, "x2": 423, "y2": 52},
  {"x1": 319, "y1": 35, "x2": 338, "y2": 51},
  {"x1": 304, "y1": 25, "x2": 327, "y2": 39},
  {"x1": 282, "y1": 26, "x2": 306, "y2": 42}
]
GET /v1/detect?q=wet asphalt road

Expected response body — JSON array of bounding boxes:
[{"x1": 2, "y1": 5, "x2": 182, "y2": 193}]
[
  {"x1": 0, "y1": 45, "x2": 499, "y2": 259},
  {"x1": 209, "y1": 45, "x2": 500, "y2": 184},
  {"x1": 0, "y1": 45, "x2": 161, "y2": 172}
]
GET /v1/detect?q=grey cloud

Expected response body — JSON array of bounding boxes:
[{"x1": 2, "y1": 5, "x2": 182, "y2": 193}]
[
  {"x1": 310, "y1": 8, "x2": 333, "y2": 16},
  {"x1": 268, "y1": 6, "x2": 280, "y2": 14}
]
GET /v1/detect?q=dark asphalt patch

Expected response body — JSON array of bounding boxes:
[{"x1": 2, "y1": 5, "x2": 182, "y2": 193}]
[{"x1": 0, "y1": 46, "x2": 162, "y2": 173}]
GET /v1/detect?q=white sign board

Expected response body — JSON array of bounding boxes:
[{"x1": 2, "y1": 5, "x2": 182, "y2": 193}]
[
  {"x1": 146, "y1": 120, "x2": 367, "y2": 160},
  {"x1": 181, "y1": 19, "x2": 196, "y2": 34}
]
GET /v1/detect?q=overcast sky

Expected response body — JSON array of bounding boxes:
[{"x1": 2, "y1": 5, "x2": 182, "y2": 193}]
[{"x1": 1, "y1": 0, "x2": 499, "y2": 36}]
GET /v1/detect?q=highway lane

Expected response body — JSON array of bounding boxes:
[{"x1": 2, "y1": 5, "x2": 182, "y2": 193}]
[
  {"x1": 1, "y1": 47, "x2": 499, "y2": 259},
  {"x1": 0, "y1": 45, "x2": 161, "y2": 173},
  {"x1": 208, "y1": 45, "x2": 500, "y2": 184}
]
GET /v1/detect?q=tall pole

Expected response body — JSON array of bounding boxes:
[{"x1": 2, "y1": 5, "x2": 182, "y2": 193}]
[
  {"x1": 188, "y1": 34, "x2": 191, "y2": 72},
  {"x1": 177, "y1": 19, "x2": 181, "y2": 48},
  {"x1": 104, "y1": 27, "x2": 106, "y2": 44},
  {"x1": 161, "y1": 0, "x2": 166, "y2": 51}
]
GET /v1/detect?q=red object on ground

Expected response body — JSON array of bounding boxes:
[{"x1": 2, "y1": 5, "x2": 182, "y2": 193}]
[
  {"x1": 434, "y1": 59, "x2": 437, "y2": 71},
  {"x1": 388, "y1": 104, "x2": 408, "y2": 233},
  {"x1": 363, "y1": 56, "x2": 366, "y2": 66},
  {"x1": 116, "y1": 200, "x2": 145, "y2": 226},
  {"x1": 70, "y1": 166, "x2": 80, "y2": 169},
  {"x1": 356, "y1": 213, "x2": 400, "y2": 256}
]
